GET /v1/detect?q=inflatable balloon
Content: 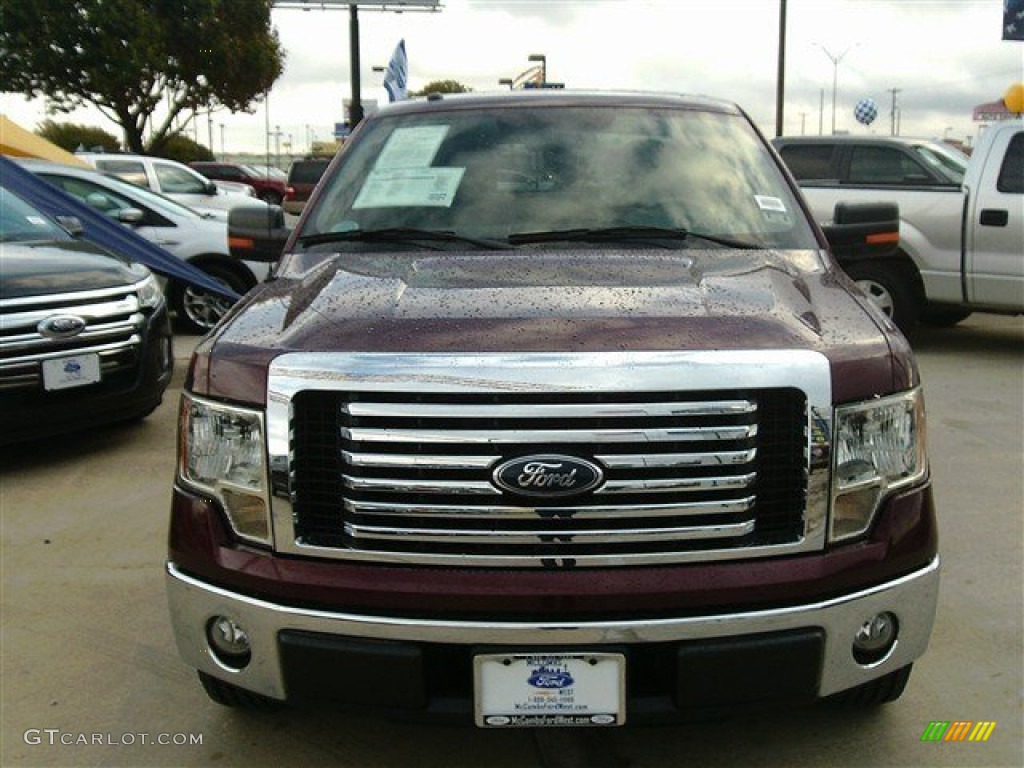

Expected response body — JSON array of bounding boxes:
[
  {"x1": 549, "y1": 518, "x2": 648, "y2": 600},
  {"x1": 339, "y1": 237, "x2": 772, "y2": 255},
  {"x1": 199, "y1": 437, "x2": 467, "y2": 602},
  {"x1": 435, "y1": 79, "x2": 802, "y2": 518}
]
[
  {"x1": 1004, "y1": 83, "x2": 1024, "y2": 114},
  {"x1": 854, "y1": 98, "x2": 878, "y2": 126}
]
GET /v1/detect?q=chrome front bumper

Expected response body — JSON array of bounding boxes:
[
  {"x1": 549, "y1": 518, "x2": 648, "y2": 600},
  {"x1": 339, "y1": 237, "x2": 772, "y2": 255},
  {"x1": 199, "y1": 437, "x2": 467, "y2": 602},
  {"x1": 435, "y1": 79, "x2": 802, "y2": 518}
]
[{"x1": 166, "y1": 556, "x2": 939, "y2": 704}]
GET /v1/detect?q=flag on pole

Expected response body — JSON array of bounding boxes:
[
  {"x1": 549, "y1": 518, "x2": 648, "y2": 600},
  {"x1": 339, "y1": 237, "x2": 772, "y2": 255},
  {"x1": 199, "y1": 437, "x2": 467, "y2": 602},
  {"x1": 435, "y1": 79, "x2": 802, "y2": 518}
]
[
  {"x1": 1005, "y1": 0, "x2": 1024, "y2": 40},
  {"x1": 383, "y1": 39, "x2": 408, "y2": 102}
]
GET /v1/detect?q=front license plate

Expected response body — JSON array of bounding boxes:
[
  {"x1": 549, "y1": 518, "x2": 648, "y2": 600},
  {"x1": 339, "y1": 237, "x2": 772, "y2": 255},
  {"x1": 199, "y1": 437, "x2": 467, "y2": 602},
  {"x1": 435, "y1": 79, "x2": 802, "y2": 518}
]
[
  {"x1": 42, "y1": 354, "x2": 101, "y2": 391},
  {"x1": 474, "y1": 652, "x2": 625, "y2": 728}
]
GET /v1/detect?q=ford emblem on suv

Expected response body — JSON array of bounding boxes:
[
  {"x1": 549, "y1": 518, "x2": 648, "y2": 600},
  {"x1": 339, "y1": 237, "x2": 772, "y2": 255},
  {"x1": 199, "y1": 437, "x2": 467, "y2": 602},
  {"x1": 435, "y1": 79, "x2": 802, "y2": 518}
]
[
  {"x1": 492, "y1": 455, "x2": 604, "y2": 497},
  {"x1": 38, "y1": 314, "x2": 87, "y2": 339}
]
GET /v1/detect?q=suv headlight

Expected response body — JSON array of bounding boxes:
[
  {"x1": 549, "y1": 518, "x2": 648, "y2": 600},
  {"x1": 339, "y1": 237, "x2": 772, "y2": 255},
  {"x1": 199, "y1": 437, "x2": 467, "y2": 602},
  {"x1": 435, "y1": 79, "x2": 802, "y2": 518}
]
[
  {"x1": 830, "y1": 389, "x2": 927, "y2": 542},
  {"x1": 136, "y1": 273, "x2": 164, "y2": 310},
  {"x1": 179, "y1": 394, "x2": 272, "y2": 546}
]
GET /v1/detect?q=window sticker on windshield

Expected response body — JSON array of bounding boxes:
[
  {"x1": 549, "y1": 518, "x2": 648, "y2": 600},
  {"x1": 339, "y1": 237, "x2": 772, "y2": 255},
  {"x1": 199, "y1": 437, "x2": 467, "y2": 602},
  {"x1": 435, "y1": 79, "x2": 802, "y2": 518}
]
[
  {"x1": 352, "y1": 167, "x2": 466, "y2": 209},
  {"x1": 375, "y1": 125, "x2": 450, "y2": 170},
  {"x1": 26, "y1": 216, "x2": 49, "y2": 227},
  {"x1": 755, "y1": 195, "x2": 787, "y2": 213}
]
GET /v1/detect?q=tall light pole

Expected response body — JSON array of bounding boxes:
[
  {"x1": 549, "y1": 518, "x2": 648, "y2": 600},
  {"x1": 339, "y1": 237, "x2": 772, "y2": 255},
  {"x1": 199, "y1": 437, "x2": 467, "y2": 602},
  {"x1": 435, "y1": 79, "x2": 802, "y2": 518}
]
[
  {"x1": 887, "y1": 88, "x2": 902, "y2": 136},
  {"x1": 816, "y1": 43, "x2": 857, "y2": 134},
  {"x1": 775, "y1": 0, "x2": 787, "y2": 137}
]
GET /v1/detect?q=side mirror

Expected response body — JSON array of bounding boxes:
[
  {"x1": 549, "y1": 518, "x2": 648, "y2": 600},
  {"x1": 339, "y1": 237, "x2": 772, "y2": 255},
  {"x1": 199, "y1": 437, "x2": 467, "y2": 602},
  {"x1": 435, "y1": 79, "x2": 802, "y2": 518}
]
[
  {"x1": 205, "y1": 181, "x2": 219, "y2": 196},
  {"x1": 228, "y1": 204, "x2": 292, "y2": 262},
  {"x1": 117, "y1": 207, "x2": 145, "y2": 225},
  {"x1": 55, "y1": 215, "x2": 85, "y2": 237},
  {"x1": 820, "y1": 202, "x2": 900, "y2": 262}
]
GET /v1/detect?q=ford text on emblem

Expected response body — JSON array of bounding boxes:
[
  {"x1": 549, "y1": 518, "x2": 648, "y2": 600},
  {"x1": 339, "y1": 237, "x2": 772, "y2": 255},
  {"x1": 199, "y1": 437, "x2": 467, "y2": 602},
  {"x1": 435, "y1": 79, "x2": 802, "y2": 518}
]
[
  {"x1": 492, "y1": 455, "x2": 604, "y2": 497},
  {"x1": 528, "y1": 666, "x2": 575, "y2": 689},
  {"x1": 38, "y1": 314, "x2": 87, "y2": 340}
]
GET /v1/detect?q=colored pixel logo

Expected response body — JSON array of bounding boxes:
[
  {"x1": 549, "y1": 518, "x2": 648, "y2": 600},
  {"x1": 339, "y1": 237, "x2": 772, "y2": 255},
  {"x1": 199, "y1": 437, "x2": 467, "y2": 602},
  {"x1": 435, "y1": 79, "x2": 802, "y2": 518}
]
[{"x1": 920, "y1": 721, "x2": 997, "y2": 742}]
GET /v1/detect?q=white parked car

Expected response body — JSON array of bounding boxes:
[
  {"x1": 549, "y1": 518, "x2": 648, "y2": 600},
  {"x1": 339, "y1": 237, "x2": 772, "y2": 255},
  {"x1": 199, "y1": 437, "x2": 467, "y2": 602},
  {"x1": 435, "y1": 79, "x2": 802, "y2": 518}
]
[
  {"x1": 18, "y1": 159, "x2": 272, "y2": 334},
  {"x1": 77, "y1": 152, "x2": 265, "y2": 216}
]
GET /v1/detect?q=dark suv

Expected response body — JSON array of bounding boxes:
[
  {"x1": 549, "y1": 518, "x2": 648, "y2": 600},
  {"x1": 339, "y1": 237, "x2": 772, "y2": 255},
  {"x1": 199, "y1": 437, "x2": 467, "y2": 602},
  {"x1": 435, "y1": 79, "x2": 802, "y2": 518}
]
[
  {"x1": 0, "y1": 183, "x2": 173, "y2": 445},
  {"x1": 283, "y1": 157, "x2": 331, "y2": 214},
  {"x1": 190, "y1": 162, "x2": 293, "y2": 206}
]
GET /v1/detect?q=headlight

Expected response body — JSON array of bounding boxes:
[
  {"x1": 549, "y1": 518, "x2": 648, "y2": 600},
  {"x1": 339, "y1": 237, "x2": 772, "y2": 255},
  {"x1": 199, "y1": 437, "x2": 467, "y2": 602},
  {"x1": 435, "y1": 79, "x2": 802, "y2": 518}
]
[
  {"x1": 179, "y1": 394, "x2": 272, "y2": 546},
  {"x1": 830, "y1": 389, "x2": 927, "y2": 542},
  {"x1": 136, "y1": 273, "x2": 164, "y2": 310}
]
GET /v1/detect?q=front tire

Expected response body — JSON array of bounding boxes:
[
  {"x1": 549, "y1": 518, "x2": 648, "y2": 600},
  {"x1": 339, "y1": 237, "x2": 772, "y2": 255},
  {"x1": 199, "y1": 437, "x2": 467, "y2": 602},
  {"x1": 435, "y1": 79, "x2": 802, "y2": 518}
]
[
  {"x1": 844, "y1": 260, "x2": 921, "y2": 334},
  {"x1": 169, "y1": 262, "x2": 255, "y2": 335}
]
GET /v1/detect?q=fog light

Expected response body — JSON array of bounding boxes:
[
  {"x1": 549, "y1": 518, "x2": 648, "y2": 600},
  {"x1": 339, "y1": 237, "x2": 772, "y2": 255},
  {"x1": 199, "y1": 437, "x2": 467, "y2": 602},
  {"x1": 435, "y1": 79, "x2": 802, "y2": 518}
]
[
  {"x1": 207, "y1": 615, "x2": 252, "y2": 669},
  {"x1": 853, "y1": 611, "x2": 898, "y2": 664}
]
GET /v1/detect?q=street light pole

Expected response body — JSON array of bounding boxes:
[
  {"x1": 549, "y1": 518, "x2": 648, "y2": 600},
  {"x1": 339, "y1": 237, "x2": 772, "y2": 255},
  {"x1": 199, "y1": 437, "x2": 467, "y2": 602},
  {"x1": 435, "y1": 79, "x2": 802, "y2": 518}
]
[{"x1": 816, "y1": 43, "x2": 857, "y2": 134}]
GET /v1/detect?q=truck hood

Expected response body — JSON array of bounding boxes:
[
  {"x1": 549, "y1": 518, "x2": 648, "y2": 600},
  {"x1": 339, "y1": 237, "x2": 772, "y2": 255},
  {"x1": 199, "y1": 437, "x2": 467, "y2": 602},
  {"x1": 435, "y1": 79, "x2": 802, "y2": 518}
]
[
  {"x1": 195, "y1": 249, "x2": 916, "y2": 404},
  {"x1": 0, "y1": 239, "x2": 146, "y2": 300}
]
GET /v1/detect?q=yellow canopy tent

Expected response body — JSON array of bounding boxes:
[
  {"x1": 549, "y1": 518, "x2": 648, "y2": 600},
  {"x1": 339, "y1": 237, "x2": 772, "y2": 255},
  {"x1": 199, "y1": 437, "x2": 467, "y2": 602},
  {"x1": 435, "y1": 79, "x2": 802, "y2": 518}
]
[{"x1": 0, "y1": 114, "x2": 90, "y2": 167}]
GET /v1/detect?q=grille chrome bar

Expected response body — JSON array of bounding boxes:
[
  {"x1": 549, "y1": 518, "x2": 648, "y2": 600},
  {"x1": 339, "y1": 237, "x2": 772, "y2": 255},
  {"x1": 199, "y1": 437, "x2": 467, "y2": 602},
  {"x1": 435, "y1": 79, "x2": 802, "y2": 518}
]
[
  {"x1": 345, "y1": 496, "x2": 757, "y2": 519},
  {"x1": 596, "y1": 449, "x2": 757, "y2": 468},
  {"x1": 342, "y1": 448, "x2": 758, "y2": 470},
  {"x1": 343, "y1": 476, "x2": 498, "y2": 495},
  {"x1": 0, "y1": 335, "x2": 143, "y2": 370},
  {"x1": 345, "y1": 520, "x2": 756, "y2": 545},
  {"x1": 343, "y1": 424, "x2": 757, "y2": 445},
  {"x1": 342, "y1": 399, "x2": 756, "y2": 419},
  {"x1": 597, "y1": 472, "x2": 756, "y2": 494},
  {"x1": 342, "y1": 473, "x2": 756, "y2": 496}
]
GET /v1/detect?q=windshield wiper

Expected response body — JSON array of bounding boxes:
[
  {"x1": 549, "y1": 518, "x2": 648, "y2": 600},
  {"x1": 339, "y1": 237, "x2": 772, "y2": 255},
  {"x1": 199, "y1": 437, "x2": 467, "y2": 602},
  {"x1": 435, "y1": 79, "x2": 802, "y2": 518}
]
[
  {"x1": 508, "y1": 226, "x2": 760, "y2": 249},
  {"x1": 297, "y1": 227, "x2": 514, "y2": 250}
]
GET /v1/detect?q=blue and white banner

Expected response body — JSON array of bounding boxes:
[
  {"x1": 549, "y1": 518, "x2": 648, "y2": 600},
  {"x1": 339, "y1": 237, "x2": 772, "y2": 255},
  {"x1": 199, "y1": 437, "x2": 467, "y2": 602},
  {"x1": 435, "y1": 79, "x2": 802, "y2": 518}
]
[
  {"x1": 383, "y1": 39, "x2": 408, "y2": 102},
  {"x1": 1005, "y1": 0, "x2": 1024, "y2": 40}
]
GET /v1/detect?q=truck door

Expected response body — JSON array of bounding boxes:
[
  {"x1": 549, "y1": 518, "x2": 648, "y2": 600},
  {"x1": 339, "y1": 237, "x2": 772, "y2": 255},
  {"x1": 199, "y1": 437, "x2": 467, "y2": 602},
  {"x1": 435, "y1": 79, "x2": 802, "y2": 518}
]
[{"x1": 966, "y1": 129, "x2": 1024, "y2": 309}]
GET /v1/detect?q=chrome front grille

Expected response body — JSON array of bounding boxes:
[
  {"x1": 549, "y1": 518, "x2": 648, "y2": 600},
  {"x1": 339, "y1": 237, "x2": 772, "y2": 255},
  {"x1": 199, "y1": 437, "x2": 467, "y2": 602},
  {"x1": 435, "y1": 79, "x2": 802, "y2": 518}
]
[
  {"x1": 289, "y1": 389, "x2": 806, "y2": 565},
  {"x1": 0, "y1": 285, "x2": 144, "y2": 391},
  {"x1": 268, "y1": 351, "x2": 832, "y2": 568}
]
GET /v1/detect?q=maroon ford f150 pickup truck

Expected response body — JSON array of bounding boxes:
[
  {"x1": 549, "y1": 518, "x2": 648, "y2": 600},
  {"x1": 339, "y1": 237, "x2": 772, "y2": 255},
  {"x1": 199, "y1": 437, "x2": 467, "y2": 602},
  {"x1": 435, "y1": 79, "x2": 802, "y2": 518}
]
[{"x1": 166, "y1": 90, "x2": 937, "y2": 727}]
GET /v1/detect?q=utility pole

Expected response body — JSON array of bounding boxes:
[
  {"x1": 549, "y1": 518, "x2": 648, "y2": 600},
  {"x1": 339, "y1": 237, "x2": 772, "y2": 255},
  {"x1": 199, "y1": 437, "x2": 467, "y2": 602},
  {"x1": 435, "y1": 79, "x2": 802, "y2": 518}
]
[
  {"x1": 888, "y1": 88, "x2": 902, "y2": 136},
  {"x1": 775, "y1": 0, "x2": 787, "y2": 137}
]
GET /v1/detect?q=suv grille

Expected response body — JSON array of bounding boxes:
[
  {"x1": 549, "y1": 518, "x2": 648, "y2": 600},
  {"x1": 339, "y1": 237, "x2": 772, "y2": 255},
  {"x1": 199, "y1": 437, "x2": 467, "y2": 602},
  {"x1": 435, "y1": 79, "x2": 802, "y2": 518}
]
[
  {"x1": 0, "y1": 285, "x2": 144, "y2": 391},
  {"x1": 289, "y1": 388, "x2": 807, "y2": 566}
]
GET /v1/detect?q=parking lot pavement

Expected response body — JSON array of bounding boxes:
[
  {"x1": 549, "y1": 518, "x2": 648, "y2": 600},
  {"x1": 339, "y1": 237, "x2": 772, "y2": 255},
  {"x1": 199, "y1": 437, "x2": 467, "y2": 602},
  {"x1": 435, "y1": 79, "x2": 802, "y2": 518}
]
[{"x1": 1, "y1": 315, "x2": 1021, "y2": 767}]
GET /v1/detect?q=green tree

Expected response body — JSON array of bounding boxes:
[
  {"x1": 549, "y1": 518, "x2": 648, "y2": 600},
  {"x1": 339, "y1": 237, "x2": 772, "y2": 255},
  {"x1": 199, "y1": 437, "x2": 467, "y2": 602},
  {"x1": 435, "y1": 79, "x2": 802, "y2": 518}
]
[
  {"x1": 0, "y1": 0, "x2": 284, "y2": 153},
  {"x1": 157, "y1": 134, "x2": 215, "y2": 164},
  {"x1": 36, "y1": 120, "x2": 121, "y2": 154},
  {"x1": 410, "y1": 80, "x2": 472, "y2": 97}
]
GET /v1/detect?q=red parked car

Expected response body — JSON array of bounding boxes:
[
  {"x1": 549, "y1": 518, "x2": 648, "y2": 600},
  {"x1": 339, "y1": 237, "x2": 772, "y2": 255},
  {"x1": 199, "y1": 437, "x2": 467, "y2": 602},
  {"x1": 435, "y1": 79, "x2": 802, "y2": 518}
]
[{"x1": 190, "y1": 162, "x2": 293, "y2": 206}]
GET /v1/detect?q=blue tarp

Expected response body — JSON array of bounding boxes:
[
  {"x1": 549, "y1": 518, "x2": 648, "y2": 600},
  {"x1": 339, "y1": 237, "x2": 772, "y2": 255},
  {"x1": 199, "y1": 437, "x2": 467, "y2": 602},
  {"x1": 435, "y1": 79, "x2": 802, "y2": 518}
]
[{"x1": 0, "y1": 155, "x2": 239, "y2": 299}]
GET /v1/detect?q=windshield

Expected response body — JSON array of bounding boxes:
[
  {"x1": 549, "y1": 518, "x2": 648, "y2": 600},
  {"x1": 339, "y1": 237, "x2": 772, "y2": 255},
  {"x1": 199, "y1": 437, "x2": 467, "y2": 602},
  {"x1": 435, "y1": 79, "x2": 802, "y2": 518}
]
[
  {"x1": 296, "y1": 105, "x2": 816, "y2": 264},
  {"x1": 911, "y1": 142, "x2": 968, "y2": 184},
  {"x1": 0, "y1": 185, "x2": 70, "y2": 242}
]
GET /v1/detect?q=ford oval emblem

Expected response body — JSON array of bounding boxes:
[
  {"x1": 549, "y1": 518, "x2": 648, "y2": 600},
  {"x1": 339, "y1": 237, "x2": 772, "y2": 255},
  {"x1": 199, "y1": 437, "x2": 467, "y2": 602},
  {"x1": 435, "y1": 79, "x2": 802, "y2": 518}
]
[
  {"x1": 528, "y1": 667, "x2": 575, "y2": 689},
  {"x1": 492, "y1": 455, "x2": 604, "y2": 497},
  {"x1": 38, "y1": 314, "x2": 87, "y2": 340}
]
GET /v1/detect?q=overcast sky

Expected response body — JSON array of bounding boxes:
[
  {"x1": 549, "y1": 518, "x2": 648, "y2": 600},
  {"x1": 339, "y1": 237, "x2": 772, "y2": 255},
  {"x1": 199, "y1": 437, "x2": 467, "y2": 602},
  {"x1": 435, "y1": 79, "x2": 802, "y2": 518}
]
[{"x1": 2, "y1": 0, "x2": 1022, "y2": 154}]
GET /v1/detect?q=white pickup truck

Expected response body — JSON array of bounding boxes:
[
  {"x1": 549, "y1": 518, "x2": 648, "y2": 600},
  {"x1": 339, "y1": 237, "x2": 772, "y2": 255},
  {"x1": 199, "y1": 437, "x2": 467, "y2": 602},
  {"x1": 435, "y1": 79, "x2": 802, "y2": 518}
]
[{"x1": 774, "y1": 121, "x2": 1023, "y2": 332}]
